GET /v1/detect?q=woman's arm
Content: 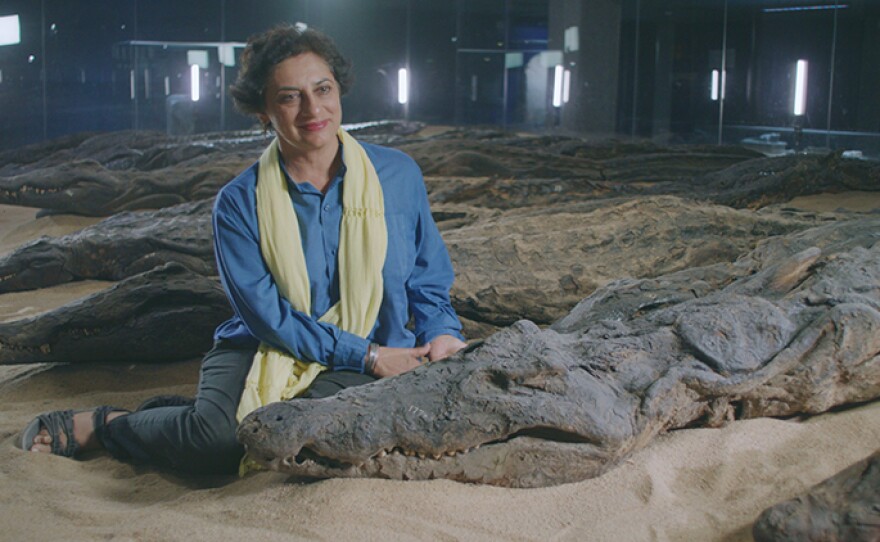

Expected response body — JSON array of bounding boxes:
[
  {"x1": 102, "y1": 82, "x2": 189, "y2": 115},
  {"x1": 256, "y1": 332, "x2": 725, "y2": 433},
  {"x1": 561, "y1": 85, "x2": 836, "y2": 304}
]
[
  {"x1": 212, "y1": 186, "x2": 369, "y2": 371},
  {"x1": 404, "y1": 168, "x2": 466, "y2": 360}
]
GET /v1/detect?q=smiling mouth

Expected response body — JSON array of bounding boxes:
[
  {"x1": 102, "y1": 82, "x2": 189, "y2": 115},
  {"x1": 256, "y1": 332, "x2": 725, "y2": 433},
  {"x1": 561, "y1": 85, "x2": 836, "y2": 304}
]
[{"x1": 301, "y1": 120, "x2": 330, "y2": 132}]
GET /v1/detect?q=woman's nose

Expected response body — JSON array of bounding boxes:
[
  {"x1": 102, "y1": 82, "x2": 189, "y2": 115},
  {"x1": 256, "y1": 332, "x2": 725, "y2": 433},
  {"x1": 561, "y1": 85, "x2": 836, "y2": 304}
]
[{"x1": 301, "y1": 94, "x2": 322, "y2": 117}]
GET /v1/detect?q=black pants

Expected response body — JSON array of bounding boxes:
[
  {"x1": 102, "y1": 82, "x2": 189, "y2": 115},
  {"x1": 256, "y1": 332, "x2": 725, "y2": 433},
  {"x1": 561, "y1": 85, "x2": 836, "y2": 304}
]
[{"x1": 97, "y1": 340, "x2": 375, "y2": 474}]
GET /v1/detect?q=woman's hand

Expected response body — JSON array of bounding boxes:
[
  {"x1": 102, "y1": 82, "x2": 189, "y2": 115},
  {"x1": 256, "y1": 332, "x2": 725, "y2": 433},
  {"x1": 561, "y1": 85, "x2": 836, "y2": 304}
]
[
  {"x1": 427, "y1": 334, "x2": 467, "y2": 362},
  {"x1": 371, "y1": 344, "x2": 431, "y2": 378},
  {"x1": 369, "y1": 335, "x2": 466, "y2": 378}
]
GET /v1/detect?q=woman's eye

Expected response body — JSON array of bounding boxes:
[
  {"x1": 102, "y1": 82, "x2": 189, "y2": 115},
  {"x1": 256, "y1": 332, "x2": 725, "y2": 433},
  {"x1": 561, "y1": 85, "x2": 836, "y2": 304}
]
[
  {"x1": 279, "y1": 93, "x2": 300, "y2": 103},
  {"x1": 317, "y1": 85, "x2": 331, "y2": 94}
]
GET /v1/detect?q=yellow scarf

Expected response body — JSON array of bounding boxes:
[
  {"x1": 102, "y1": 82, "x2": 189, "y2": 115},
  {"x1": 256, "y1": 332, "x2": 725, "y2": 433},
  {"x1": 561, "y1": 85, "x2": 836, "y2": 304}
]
[{"x1": 236, "y1": 128, "x2": 387, "y2": 425}]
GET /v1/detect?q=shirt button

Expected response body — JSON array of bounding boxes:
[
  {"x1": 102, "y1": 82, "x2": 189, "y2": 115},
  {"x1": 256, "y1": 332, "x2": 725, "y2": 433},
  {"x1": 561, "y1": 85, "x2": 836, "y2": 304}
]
[{"x1": 323, "y1": 205, "x2": 330, "y2": 211}]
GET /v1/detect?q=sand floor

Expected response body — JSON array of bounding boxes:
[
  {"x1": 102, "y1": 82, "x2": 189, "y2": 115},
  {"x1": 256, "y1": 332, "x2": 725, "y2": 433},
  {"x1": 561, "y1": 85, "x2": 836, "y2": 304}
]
[{"x1": 1, "y1": 194, "x2": 878, "y2": 542}]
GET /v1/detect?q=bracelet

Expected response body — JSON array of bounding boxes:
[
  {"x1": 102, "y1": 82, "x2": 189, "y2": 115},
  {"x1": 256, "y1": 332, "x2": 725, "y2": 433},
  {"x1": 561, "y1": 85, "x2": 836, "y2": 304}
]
[{"x1": 365, "y1": 343, "x2": 380, "y2": 375}]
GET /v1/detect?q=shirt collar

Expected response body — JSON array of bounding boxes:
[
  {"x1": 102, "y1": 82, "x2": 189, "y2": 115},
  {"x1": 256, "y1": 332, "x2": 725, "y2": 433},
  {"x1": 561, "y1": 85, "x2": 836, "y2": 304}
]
[{"x1": 277, "y1": 143, "x2": 347, "y2": 196}]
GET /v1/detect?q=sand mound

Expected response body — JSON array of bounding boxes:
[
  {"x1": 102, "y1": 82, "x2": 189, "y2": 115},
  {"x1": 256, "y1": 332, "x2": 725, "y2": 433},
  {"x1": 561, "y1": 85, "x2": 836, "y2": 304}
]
[{"x1": 2, "y1": 356, "x2": 876, "y2": 541}]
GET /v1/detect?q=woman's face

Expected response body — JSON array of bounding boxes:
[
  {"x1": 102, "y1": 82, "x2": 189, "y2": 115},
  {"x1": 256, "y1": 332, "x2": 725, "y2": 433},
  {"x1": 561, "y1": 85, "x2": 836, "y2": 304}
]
[{"x1": 259, "y1": 52, "x2": 342, "y2": 158}]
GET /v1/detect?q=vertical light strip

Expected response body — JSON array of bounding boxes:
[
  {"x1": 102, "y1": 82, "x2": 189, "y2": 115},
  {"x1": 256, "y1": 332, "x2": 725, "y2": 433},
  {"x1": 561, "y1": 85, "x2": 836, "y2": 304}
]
[
  {"x1": 397, "y1": 68, "x2": 408, "y2": 104},
  {"x1": 552, "y1": 64, "x2": 564, "y2": 107},
  {"x1": 190, "y1": 64, "x2": 200, "y2": 102},
  {"x1": 0, "y1": 15, "x2": 21, "y2": 46},
  {"x1": 562, "y1": 69, "x2": 571, "y2": 103},
  {"x1": 470, "y1": 75, "x2": 478, "y2": 102},
  {"x1": 130, "y1": 70, "x2": 136, "y2": 100},
  {"x1": 164, "y1": 76, "x2": 170, "y2": 96},
  {"x1": 720, "y1": 69, "x2": 726, "y2": 100},
  {"x1": 711, "y1": 70, "x2": 719, "y2": 101},
  {"x1": 144, "y1": 68, "x2": 150, "y2": 100},
  {"x1": 794, "y1": 59, "x2": 808, "y2": 115}
]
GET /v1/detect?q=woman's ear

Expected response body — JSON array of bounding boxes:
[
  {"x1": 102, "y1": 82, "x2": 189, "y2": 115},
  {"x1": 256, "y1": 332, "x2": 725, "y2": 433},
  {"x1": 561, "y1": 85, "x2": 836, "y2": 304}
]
[{"x1": 258, "y1": 114, "x2": 272, "y2": 132}]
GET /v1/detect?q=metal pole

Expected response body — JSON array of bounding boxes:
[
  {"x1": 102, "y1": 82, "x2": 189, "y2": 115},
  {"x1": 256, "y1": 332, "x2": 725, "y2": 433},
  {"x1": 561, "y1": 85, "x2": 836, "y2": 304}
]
[
  {"x1": 405, "y1": 0, "x2": 412, "y2": 120},
  {"x1": 717, "y1": 0, "x2": 728, "y2": 145},
  {"x1": 630, "y1": 0, "x2": 640, "y2": 137},
  {"x1": 41, "y1": 0, "x2": 47, "y2": 141},
  {"x1": 133, "y1": 0, "x2": 139, "y2": 131},
  {"x1": 501, "y1": 0, "x2": 510, "y2": 128},
  {"x1": 454, "y1": 0, "x2": 462, "y2": 125},
  {"x1": 825, "y1": 0, "x2": 839, "y2": 149},
  {"x1": 220, "y1": 0, "x2": 226, "y2": 131}
]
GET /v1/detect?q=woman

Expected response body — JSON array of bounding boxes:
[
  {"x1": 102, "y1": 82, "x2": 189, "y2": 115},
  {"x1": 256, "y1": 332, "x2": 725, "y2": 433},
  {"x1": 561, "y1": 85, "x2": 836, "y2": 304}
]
[{"x1": 20, "y1": 25, "x2": 466, "y2": 474}]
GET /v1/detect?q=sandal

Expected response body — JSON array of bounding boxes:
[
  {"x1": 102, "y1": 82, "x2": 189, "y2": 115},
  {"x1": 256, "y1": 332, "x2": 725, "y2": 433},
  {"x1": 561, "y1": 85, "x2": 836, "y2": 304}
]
[{"x1": 18, "y1": 406, "x2": 129, "y2": 457}]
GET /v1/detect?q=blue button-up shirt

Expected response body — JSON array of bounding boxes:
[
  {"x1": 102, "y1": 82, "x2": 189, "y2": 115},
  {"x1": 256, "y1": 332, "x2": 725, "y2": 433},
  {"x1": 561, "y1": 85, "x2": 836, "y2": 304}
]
[{"x1": 212, "y1": 140, "x2": 463, "y2": 373}]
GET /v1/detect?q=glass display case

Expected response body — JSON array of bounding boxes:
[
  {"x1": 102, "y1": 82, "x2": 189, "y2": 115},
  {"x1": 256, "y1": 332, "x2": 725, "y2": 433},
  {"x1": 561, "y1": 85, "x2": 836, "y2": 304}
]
[{"x1": 1, "y1": 0, "x2": 877, "y2": 156}]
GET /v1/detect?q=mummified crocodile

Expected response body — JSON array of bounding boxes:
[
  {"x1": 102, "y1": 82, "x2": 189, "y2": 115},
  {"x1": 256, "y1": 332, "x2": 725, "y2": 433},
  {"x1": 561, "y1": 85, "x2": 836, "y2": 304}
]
[
  {"x1": 9, "y1": 127, "x2": 872, "y2": 217},
  {"x1": 423, "y1": 151, "x2": 880, "y2": 210},
  {"x1": 0, "y1": 122, "x2": 425, "y2": 216},
  {"x1": 753, "y1": 448, "x2": 880, "y2": 542},
  {"x1": 0, "y1": 199, "x2": 214, "y2": 293},
  {"x1": 236, "y1": 218, "x2": 880, "y2": 488},
  {"x1": 0, "y1": 197, "x2": 829, "y2": 363},
  {"x1": 1, "y1": 127, "x2": 875, "y2": 221},
  {"x1": 0, "y1": 196, "x2": 821, "y2": 322},
  {"x1": 0, "y1": 263, "x2": 230, "y2": 365}
]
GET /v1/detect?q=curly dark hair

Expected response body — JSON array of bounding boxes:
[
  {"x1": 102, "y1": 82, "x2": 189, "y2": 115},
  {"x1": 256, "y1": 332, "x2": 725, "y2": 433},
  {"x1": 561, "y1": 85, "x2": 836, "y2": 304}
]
[{"x1": 229, "y1": 25, "x2": 354, "y2": 117}]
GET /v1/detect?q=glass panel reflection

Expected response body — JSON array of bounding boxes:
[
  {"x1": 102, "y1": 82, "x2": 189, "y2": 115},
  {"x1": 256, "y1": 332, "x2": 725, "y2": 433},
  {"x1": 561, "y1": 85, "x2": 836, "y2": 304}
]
[{"x1": 0, "y1": 0, "x2": 876, "y2": 157}]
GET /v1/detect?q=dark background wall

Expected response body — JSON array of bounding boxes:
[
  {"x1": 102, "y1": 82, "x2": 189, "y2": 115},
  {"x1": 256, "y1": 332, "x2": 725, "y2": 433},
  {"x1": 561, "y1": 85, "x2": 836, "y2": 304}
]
[{"x1": 1, "y1": 0, "x2": 878, "y2": 155}]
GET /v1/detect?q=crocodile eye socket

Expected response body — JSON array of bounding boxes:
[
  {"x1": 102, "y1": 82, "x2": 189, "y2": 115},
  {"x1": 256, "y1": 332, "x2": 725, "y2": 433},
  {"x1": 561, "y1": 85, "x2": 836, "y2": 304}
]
[{"x1": 275, "y1": 415, "x2": 283, "y2": 422}]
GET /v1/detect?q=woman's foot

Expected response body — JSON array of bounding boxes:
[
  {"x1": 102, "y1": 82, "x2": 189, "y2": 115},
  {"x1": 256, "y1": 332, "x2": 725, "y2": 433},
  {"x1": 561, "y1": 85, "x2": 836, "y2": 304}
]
[{"x1": 28, "y1": 409, "x2": 127, "y2": 455}]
